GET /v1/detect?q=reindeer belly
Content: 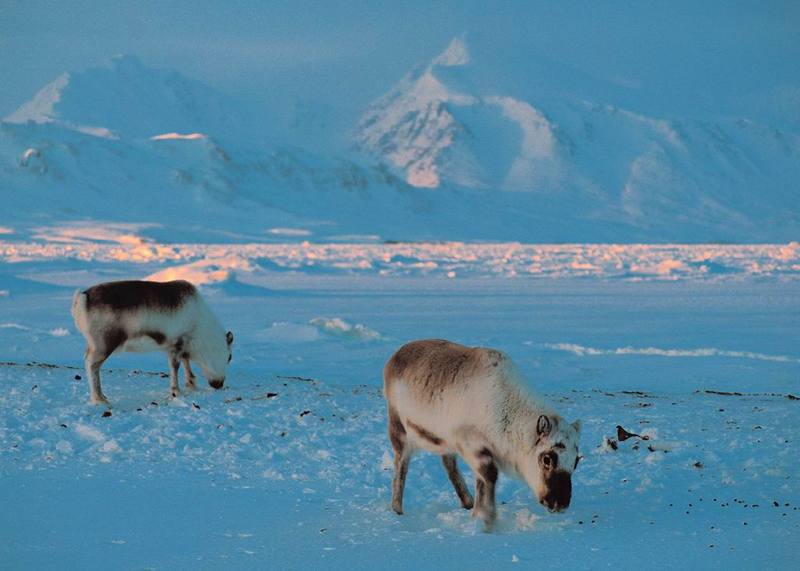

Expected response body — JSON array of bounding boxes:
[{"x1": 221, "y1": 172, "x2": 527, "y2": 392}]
[
  {"x1": 391, "y1": 382, "x2": 487, "y2": 455},
  {"x1": 120, "y1": 334, "x2": 164, "y2": 353}
]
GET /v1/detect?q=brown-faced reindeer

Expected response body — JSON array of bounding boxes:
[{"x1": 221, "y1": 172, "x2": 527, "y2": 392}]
[
  {"x1": 71, "y1": 280, "x2": 233, "y2": 405},
  {"x1": 383, "y1": 339, "x2": 582, "y2": 531}
]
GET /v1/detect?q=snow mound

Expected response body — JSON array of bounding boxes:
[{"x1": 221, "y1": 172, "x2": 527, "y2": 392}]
[
  {"x1": 544, "y1": 343, "x2": 800, "y2": 363},
  {"x1": 309, "y1": 317, "x2": 382, "y2": 341},
  {"x1": 146, "y1": 256, "x2": 254, "y2": 286},
  {"x1": 150, "y1": 132, "x2": 207, "y2": 141}
]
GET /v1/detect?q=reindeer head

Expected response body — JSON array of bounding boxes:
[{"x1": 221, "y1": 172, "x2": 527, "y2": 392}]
[
  {"x1": 200, "y1": 330, "x2": 234, "y2": 389},
  {"x1": 527, "y1": 414, "x2": 582, "y2": 513}
]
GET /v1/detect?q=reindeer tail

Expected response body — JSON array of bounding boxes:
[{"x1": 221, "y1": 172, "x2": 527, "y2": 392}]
[{"x1": 70, "y1": 289, "x2": 89, "y2": 332}]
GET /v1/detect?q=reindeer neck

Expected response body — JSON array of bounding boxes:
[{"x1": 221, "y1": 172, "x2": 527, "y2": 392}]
[{"x1": 495, "y1": 379, "x2": 559, "y2": 469}]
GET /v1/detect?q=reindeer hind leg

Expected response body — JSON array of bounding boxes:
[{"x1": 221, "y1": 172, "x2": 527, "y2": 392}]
[
  {"x1": 85, "y1": 346, "x2": 111, "y2": 405},
  {"x1": 388, "y1": 407, "x2": 411, "y2": 515}
]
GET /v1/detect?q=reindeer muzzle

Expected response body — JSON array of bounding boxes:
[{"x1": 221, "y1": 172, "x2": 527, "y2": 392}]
[{"x1": 541, "y1": 470, "x2": 572, "y2": 512}]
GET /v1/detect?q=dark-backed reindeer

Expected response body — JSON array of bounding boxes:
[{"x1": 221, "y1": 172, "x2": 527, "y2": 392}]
[{"x1": 71, "y1": 280, "x2": 233, "y2": 405}]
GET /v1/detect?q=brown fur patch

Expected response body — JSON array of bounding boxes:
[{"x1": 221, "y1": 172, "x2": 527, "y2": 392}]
[
  {"x1": 388, "y1": 407, "x2": 406, "y2": 452},
  {"x1": 479, "y1": 461, "x2": 498, "y2": 484},
  {"x1": 102, "y1": 328, "x2": 127, "y2": 354},
  {"x1": 84, "y1": 280, "x2": 196, "y2": 312},
  {"x1": 144, "y1": 330, "x2": 166, "y2": 345},
  {"x1": 477, "y1": 447, "x2": 498, "y2": 483},
  {"x1": 384, "y1": 339, "x2": 504, "y2": 398},
  {"x1": 407, "y1": 420, "x2": 444, "y2": 446}
]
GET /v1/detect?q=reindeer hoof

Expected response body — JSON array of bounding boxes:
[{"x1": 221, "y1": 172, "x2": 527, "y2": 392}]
[
  {"x1": 392, "y1": 503, "x2": 404, "y2": 515},
  {"x1": 171, "y1": 389, "x2": 180, "y2": 398},
  {"x1": 472, "y1": 508, "x2": 496, "y2": 532},
  {"x1": 461, "y1": 496, "x2": 474, "y2": 510}
]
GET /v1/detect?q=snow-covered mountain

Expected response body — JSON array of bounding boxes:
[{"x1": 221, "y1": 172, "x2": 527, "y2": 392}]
[
  {"x1": 356, "y1": 37, "x2": 800, "y2": 240},
  {"x1": 5, "y1": 55, "x2": 261, "y2": 141},
  {"x1": 1, "y1": 48, "x2": 797, "y2": 243}
]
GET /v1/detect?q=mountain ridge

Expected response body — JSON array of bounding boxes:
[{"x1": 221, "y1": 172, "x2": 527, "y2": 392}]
[{"x1": 1, "y1": 46, "x2": 797, "y2": 243}]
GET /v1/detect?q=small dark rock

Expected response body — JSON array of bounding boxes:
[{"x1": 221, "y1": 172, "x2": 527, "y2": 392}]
[
  {"x1": 74, "y1": 374, "x2": 82, "y2": 380},
  {"x1": 102, "y1": 410, "x2": 112, "y2": 418},
  {"x1": 299, "y1": 410, "x2": 312, "y2": 417},
  {"x1": 694, "y1": 461, "x2": 704, "y2": 469},
  {"x1": 192, "y1": 403, "x2": 200, "y2": 409}
]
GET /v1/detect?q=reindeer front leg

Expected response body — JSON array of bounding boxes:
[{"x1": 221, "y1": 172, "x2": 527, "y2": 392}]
[
  {"x1": 182, "y1": 357, "x2": 197, "y2": 390},
  {"x1": 167, "y1": 352, "x2": 181, "y2": 398},
  {"x1": 442, "y1": 454, "x2": 474, "y2": 509},
  {"x1": 466, "y1": 446, "x2": 499, "y2": 531}
]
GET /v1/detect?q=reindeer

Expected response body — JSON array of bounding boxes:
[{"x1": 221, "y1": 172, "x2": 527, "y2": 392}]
[
  {"x1": 71, "y1": 280, "x2": 233, "y2": 405},
  {"x1": 383, "y1": 339, "x2": 581, "y2": 531}
]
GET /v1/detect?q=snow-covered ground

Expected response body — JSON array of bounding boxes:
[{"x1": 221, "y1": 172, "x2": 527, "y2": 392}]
[{"x1": 1, "y1": 247, "x2": 798, "y2": 569}]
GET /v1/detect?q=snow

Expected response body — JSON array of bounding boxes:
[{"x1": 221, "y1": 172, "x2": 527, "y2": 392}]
[
  {"x1": 151, "y1": 132, "x2": 208, "y2": 141},
  {"x1": 0, "y1": 259, "x2": 798, "y2": 568},
  {"x1": 2, "y1": 236, "x2": 798, "y2": 281}
]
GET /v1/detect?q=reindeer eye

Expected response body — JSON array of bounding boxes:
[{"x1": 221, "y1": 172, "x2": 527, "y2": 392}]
[
  {"x1": 541, "y1": 452, "x2": 556, "y2": 469},
  {"x1": 543, "y1": 456, "x2": 552, "y2": 467}
]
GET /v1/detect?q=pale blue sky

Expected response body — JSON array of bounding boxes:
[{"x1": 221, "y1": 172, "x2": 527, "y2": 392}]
[{"x1": 1, "y1": 1, "x2": 798, "y2": 122}]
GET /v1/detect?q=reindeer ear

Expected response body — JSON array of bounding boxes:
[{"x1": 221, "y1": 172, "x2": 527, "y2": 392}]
[
  {"x1": 226, "y1": 331, "x2": 234, "y2": 345},
  {"x1": 572, "y1": 419, "x2": 582, "y2": 434},
  {"x1": 537, "y1": 414, "x2": 552, "y2": 437}
]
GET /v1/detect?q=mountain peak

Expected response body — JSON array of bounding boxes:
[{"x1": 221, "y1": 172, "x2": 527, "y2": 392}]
[
  {"x1": 432, "y1": 36, "x2": 470, "y2": 68},
  {"x1": 4, "y1": 55, "x2": 252, "y2": 140},
  {"x1": 108, "y1": 53, "x2": 147, "y2": 71}
]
